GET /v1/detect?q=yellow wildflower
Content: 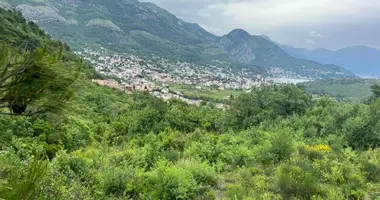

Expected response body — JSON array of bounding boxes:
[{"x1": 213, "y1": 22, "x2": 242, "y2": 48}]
[{"x1": 305, "y1": 144, "x2": 331, "y2": 152}]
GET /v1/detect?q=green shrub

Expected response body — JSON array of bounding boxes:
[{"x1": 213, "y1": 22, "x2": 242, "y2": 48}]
[
  {"x1": 177, "y1": 159, "x2": 218, "y2": 187},
  {"x1": 274, "y1": 159, "x2": 322, "y2": 199},
  {"x1": 142, "y1": 160, "x2": 198, "y2": 200}
]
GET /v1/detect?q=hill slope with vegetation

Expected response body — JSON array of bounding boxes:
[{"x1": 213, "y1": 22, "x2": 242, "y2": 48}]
[
  {"x1": 2, "y1": 8, "x2": 380, "y2": 200},
  {"x1": 5, "y1": 0, "x2": 233, "y2": 64},
  {"x1": 301, "y1": 78, "x2": 380, "y2": 102}
]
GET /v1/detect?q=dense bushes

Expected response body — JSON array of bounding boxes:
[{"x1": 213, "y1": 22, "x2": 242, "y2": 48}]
[
  {"x1": 0, "y1": 81, "x2": 380, "y2": 199},
  {"x1": 228, "y1": 84, "x2": 311, "y2": 130},
  {"x1": 2, "y1": 79, "x2": 380, "y2": 199}
]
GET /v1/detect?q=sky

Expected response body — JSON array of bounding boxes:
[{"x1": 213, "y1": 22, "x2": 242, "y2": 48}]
[{"x1": 146, "y1": 0, "x2": 380, "y2": 50}]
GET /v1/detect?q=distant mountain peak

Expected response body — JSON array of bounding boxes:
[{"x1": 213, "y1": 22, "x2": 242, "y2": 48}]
[
  {"x1": 339, "y1": 45, "x2": 379, "y2": 52},
  {"x1": 217, "y1": 29, "x2": 352, "y2": 77},
  {"x1": 259, "y1": 34, "x2": 271, "y2": 41},
  {"x1": 227, "y1": 29, "x2": 251, "y2": 39}
]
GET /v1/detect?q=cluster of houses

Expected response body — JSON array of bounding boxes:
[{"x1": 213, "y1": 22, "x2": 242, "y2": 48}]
[
  {"x1": 92, "y1": 79, "x2": 153, "y2": 92},
  {"x1": 79, "y1": 47, "x2": 314, "y2": 105},
  {"x1": 78, "y1": 48, "x2": 270, "y2": 90}
]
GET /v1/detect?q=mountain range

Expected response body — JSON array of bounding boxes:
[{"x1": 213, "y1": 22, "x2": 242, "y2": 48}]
[
  {"x1": 217, "y1": 29, "x2": 349, "y2": 77},
  {"x1": 3, "y1": 0, "x2": 353, "y2": 78},
  {"x1": 281, "y1": 45, "x2": 380, "y2": 77}
]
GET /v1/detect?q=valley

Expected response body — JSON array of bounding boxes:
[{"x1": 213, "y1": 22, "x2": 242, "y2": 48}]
[{"x1": 3, "y1": 0, "x2": 376, "y2": 103}]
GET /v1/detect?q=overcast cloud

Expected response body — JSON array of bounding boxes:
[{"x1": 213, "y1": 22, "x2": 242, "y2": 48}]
[{"x1": 145, "y1": 0, "x2": 380, "y2": 50}]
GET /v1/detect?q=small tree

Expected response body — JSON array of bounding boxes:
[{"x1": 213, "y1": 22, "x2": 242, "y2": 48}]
[
  {"x1": 228, "y1": 84, "x2": 311, "y2": 130},
  {"x1": 367, "y1": 84, "x2": 380, "y2": 104},
  {"x1": 0, "y1": 45, "x2": 82, "y2": 115}
]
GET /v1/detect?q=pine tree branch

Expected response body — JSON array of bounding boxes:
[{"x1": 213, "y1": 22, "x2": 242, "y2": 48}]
[
  {"x1": 0, "y1": 66, "x2": 29, "y2": 86},
  {"x1": 0, "y1": 109, "x2": 46, "y2": 116}
]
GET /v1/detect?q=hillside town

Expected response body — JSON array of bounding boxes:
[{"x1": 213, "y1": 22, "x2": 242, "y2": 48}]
[
  {"x1": 78, "y1": 48, "x2": 267, "y2": 89},
  {"x1": 77, "y1": 48, "x2": 311, "y2": 104}
]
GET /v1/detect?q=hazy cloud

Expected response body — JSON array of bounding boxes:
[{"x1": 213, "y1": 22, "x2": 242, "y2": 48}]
[
  {"x1": 304, "y1": 39, "x2": 317, "y2": 45},
  {"x1": 146, "y1": 0, "x2": 380, "y2": 49},
  {"x1": 309, "y1": 31, "x2": 325, "y2": 38}
]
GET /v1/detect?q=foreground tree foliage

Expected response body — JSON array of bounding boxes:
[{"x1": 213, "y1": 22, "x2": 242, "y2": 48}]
[
  {"x1": 3, "y1": 8, "x2": 380, "y2": 200},
  {"x1": 0, "y1": 45, "x2": 82, "y2": 115}
]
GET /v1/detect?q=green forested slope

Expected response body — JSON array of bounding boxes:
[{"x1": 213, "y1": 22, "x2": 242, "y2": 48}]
[
  {"x1": 2, "y1": 8, "x2": 380, "y2": 200},
  {"x1": 0, "y1": 9, "x2": 65, "y2": 53},
  {"x1": 6, "y1": 0, "x2": 231, "y2": 64},
  {"x1": 301, "y1": 78, "x2": 380, "y2": 102}
]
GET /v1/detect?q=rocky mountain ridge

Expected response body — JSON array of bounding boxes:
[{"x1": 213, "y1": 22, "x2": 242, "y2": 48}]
[{"x1": 217, "y1": 29, "x2": 352, "y2": 77}]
